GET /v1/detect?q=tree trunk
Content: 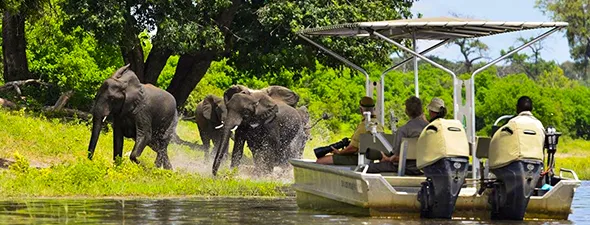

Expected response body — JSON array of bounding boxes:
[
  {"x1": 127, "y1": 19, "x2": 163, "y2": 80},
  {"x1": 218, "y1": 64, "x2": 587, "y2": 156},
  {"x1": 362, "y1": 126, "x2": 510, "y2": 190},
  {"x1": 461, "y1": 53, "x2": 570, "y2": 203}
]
[
  {"x1": 120, "y1": 9, "x2": 145, "y2": 82},
  {"x1": 120, "y1": 40, "x2": 145, "y2": 82},
  {"x1": 143, "y1": 45, "x2": 172, "y2": 85},
  {"x1": 166, "y1": 53, "x2": 214, "y2": 108},
  {"x1": 2, "y1": 10, "x2": 32, "y2": 82}
]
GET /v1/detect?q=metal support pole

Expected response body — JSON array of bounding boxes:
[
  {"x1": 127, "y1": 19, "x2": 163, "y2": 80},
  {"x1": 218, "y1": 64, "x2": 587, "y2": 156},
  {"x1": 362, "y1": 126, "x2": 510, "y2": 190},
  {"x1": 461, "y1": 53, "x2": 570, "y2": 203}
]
[
  {"x1": 466, "y1": 27, "x2": 562, "y2": 181},
  {"x1": 372, "y1": 31, "x2": 459, "y2": 119},
  {"x1": 413, "y1": 33, "x2": 419, "y2": 98},
  {"x1": 378, "y1": 39, "x2": 449, "y2": 125},
  {"x1": 298, "y1": 34, "x2": 371, "y2": 96}
]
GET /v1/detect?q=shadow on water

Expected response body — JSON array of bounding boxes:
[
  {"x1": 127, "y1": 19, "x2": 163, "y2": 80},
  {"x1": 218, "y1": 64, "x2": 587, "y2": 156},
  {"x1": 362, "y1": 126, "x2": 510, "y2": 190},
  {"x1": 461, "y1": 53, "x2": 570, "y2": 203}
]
[{"x1": 1, "y1": 181, "x2": 589, "y2": 224}]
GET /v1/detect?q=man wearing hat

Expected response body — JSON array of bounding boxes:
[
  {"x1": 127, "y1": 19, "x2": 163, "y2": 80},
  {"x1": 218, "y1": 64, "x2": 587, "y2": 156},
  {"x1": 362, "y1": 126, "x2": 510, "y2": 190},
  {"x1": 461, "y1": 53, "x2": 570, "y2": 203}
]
[{"x1": 316, "y1": 96, "x2": 384, "y2": 165}]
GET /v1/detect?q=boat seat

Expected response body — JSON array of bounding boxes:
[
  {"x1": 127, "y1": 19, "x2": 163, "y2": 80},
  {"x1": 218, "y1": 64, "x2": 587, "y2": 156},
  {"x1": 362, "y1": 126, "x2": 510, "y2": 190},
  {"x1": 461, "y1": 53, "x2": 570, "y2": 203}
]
[
  {"x1": 397, "y1": 137, "x2": 418, "y2": 176},
  {"x1": 359, "y1": 132, "x2": 395, "y2": 157},
  {"x1": 474, "y1": 136, "x2": 491, "y2": 159}
]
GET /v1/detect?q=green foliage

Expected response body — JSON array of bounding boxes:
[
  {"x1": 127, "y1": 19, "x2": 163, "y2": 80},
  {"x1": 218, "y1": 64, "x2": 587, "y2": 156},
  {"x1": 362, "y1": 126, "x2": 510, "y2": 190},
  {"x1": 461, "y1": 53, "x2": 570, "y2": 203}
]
[
  {"x1": 24, "y1": 1, "x2": 122, "y2": 110},
  {"x1": 537, "y1": 0, "x2": 590, "y2": 79}
]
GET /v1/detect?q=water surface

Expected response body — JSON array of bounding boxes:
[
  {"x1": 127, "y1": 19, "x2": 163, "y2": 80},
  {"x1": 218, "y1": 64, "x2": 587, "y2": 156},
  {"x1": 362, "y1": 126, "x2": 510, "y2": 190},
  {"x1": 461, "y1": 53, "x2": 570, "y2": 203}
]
[{"x1": 1, "y1": 181, "x2": 589, "y2": 224}]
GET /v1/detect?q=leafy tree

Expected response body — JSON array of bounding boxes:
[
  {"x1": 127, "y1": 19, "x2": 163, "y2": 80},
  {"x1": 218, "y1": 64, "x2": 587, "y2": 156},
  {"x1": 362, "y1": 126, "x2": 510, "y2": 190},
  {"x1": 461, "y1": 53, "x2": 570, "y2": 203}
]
[
  {"x1": 500, "y1": 37, "x2": 555, "y2": 79},
  {"x1": 449, "y1": 38, "x2": 489, "y2": 74},
  {"x1": 60, "y1": 0, "x2": 415, "y2": 108},
  {"x1": 0, "y1": 0, "x2": 48, "y2": 81},
  {"x1": 537, "y1": 0, "x2": 590, "y2": 79}
]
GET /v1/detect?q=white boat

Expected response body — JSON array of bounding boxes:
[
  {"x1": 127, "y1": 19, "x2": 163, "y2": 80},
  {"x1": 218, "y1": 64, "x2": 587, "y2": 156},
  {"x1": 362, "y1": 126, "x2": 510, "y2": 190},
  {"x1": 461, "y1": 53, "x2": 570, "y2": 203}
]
[{"x1": 290, "y1": 17, "x2": 581, "y2": 220}]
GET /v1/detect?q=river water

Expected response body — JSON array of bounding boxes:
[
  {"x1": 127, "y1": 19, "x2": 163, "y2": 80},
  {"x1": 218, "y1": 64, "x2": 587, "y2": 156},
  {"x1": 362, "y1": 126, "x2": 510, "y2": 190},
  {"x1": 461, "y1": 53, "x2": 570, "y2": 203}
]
[{"x1": 1, "y1": 181, "x2": 589, "y2": 224}]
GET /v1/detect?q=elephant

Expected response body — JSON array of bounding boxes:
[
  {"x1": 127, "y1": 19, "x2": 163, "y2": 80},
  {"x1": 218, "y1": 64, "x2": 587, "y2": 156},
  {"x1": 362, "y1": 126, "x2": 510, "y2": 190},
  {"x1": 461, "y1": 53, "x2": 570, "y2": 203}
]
[
  {"x1": 87, "y1": 64, "x2": 178, "y2": 169},
  {"x1": 194, "y1": 94, "x2": 227, "y2": 157},
  {"x1": 211, "y1": 89, "x2": 309, "y2": 175},
  {"x1": 223, "y1": 85, "x2": 299, "y2": 108}
]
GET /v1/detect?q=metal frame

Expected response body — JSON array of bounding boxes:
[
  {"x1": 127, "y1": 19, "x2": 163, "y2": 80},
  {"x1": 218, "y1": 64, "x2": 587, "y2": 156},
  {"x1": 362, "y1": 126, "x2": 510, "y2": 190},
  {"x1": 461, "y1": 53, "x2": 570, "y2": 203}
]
[{"x1": 299, "y1": 19, "x2": 565, "y2": 180}]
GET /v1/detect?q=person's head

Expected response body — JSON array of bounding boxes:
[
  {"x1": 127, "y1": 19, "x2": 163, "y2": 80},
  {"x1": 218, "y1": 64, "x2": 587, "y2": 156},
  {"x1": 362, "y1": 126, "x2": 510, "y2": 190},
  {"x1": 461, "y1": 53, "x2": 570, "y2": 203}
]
[
  {"x1": 359, "y1": 96, "x2": 375, "y2": 115},
  {"x1": 427, "y1": 97, "x2": 447, "y2": 120},
  {"x1": 404, "y1": 96, "x2": 423, "y2": 119},
  {"x1": 516, "y1": 96, "x2": 533, "y2": 114}
]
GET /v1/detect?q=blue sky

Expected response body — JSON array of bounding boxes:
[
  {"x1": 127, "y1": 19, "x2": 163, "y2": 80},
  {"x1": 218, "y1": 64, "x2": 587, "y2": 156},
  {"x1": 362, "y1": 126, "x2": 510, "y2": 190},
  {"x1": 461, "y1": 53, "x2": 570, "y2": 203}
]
[{"x1": 410, "y1": 0, "x2": 572, "y2": 63}]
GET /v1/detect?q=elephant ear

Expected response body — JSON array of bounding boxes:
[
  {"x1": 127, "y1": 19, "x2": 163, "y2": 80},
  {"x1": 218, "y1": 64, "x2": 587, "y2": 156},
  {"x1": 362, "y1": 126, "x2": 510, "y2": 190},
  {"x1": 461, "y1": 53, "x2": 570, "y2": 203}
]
[
  {"x1": 202, "y1": 95, "x2": 222, "y2": 121},
  {"x1": 263, "y1": 86, "x2": 299, "y2": 108},
  {"x1": 202, "y1": 99, "x2": 214, "y2": 120},
  {"x1": 254, "y1": 94, "x2": 279, "y2": 124}
]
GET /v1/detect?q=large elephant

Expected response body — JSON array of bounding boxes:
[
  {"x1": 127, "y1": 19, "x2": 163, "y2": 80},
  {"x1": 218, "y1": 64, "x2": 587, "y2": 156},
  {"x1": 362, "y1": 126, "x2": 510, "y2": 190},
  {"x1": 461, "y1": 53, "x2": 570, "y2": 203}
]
[
  {"x1": 194, "y1": 94, "x2": 227, "y2": 156},
  {"x1": 211, "y1": 89, "x2": 309, "y2": 175},
  {"x1": 87, "y1": 64, "x2": 178, "y2": 169}
]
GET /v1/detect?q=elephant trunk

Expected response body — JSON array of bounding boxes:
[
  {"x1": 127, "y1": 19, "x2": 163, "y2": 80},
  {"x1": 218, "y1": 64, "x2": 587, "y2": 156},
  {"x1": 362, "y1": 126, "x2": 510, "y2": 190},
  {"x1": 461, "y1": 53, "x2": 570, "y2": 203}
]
[
  {"x1": 88, "y1": 115, "x2": 104, "y2": 160},
  {"x1": 212, "y1": 116, "x2": 241, "y2": 176}
]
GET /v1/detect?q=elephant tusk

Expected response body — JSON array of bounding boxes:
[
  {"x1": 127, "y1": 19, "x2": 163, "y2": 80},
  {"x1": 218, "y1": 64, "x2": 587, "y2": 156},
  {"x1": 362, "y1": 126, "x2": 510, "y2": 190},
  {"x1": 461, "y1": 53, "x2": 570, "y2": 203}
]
[
  {"x1": 215, "y1": 123, "x2": 224, "y2": 129},
  {"x1": 250, "y1": 123, "x2": 260, "y2": 128},
  {"x1": 102, "y1": 116, "x2": 107, "y2": 123},
  {"x1": 231, "y1": 125, "x2": 239, "y2": 132}
]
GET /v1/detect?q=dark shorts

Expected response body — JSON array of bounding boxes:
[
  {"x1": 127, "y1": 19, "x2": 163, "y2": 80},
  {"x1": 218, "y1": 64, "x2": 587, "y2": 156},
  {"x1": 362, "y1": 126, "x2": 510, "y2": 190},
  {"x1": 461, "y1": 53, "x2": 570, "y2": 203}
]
[
  {"x1": 333, "y1": 154, "x2": 358, "y2": 165},
  {"x1": 366, "y1": 160, "x2": 423, "y2": 175}
]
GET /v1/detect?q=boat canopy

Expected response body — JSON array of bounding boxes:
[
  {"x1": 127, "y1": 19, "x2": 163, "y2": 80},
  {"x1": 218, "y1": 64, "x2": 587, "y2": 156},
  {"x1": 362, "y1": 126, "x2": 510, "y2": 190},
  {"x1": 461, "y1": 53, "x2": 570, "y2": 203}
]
[
  {"x1": 298, "y1": 17, "x2": 568, "y2": 180},
  {"x1": 298, "y1": 17, "x2": 568, "y2": 39}
]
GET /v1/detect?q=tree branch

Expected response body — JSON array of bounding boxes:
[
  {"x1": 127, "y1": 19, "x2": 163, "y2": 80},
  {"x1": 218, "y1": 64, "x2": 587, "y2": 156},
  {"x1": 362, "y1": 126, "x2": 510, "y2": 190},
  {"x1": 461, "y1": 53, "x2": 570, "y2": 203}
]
[{"x1": 0, "y1": 79, "x2": 50, "y2": 95}]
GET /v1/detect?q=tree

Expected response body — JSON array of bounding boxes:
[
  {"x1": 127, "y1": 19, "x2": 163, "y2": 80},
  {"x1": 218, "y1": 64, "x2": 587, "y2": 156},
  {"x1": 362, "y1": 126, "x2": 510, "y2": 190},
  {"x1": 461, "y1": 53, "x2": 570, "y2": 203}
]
[
  {"x1": 500, "y1": 36, "x2": 554, "y2": 79},
  {"x1": 536, "y1": 0, "x2": 590, "y2": 79},
  {"x1": 0, "y1": 0, "x2": 47, "y2": 82},
  {"x1": 61, "y1": 0, "x2": 415, "y2": 108},
  {"x1": 449, "y1": 38, "x2": 489, "y2": 74}
]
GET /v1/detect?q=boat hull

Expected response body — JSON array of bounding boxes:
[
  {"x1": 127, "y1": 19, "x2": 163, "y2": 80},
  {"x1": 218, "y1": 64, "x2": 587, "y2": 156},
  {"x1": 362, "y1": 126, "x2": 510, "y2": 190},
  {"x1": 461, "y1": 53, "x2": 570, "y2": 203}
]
[{"x1": 290, "y1": 159, "x2": 580, "y2": 220}]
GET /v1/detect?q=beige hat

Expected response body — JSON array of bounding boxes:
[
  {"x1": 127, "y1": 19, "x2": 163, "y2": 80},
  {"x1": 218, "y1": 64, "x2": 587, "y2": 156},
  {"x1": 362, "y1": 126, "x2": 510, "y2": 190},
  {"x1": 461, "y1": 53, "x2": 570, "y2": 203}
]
[{"x1": 427, "y1": 97, "x2": 445, "y2": 113}]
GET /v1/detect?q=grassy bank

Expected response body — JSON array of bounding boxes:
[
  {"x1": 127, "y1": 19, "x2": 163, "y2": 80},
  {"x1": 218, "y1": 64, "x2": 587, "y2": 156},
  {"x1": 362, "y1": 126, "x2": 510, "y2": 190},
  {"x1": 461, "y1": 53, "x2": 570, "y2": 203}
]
[{"x1": 0, "y1": 110, "x2": 287, "y2": 197}]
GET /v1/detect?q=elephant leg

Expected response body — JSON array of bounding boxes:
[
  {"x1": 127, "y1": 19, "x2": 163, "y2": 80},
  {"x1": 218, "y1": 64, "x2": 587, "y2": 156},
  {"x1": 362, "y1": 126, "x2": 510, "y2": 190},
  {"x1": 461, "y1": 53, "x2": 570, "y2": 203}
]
[
  {"x1": 113, "y1": 118, "x2": 124, "y2": 163},
  {"x1": 230, "y1": 129, "x2": 246, "y2": 168},
  {"x1": 130, "y1": 121, "x2": 152, "y2": 164},
  {"x1": 155, "y1": 151, "x2": 172, "y2": 170},
  {"x1": 199, "y1": 130, "x2": 211, "y2": 155}
]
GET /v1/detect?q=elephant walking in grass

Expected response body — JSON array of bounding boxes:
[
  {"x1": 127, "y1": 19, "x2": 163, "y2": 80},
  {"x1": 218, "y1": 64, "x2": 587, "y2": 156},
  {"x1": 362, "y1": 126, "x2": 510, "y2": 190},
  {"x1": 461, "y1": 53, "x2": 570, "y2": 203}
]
[
  {"x1": 194, "y1": 94, "x2": 227, "y2": 157},
  {"x1": 87, "y1": 65, "x2": 178, "y2": 169},
  {"x1": 211, "y1": 86, "x2": 309, "y2": 176}
]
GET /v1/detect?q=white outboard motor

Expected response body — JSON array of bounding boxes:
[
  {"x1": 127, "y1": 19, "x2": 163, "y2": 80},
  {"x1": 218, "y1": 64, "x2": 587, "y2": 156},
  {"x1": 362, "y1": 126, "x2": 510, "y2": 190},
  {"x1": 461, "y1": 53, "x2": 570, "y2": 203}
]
[
  {"x1": 416, "y1": 119, "x2": 470, "y2": 219},
  {"x1": 487, "y1": 119, "x2": 545, "y2": 220}
]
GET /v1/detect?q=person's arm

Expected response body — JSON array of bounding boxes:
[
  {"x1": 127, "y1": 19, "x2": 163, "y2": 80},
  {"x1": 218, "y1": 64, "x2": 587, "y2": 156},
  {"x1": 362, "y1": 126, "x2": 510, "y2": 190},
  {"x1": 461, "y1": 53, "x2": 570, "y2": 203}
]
[{"x1": 332, "y1": 145, "x2": 358, "y2": 155}]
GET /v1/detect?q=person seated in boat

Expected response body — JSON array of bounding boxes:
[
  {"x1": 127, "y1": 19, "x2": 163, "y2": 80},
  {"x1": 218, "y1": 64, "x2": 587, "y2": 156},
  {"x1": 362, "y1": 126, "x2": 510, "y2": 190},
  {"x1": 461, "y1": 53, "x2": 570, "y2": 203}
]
[
  {"x1": 511, "y1": 96, "x2": 545, "y2": 138},
  {"x1": 316, "y1": 96, "x2": 384, "y2": 165},
  {"x1": 366, "y1": 96, "x2": 428, "y2": 174},
  {"x1": 427, "y1": 97, "x2": 447, "y2": 122}
]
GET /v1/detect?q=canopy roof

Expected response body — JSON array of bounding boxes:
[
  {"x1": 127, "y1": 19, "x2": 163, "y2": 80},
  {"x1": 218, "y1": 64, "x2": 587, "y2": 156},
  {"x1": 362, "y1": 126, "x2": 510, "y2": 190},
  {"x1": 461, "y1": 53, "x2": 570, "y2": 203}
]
[{"x1": 298, "y1": 17, "x2": 568, "y2": 40}]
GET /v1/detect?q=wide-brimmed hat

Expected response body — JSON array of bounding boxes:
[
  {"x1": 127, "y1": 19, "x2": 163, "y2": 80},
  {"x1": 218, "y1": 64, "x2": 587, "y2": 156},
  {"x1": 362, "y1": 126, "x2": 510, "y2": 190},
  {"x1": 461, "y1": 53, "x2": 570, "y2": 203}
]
[
  {"x1": 427, "y1": 97, "x2": 445, "y2": 112},
  {"x1": 359, "y1": 96, "x2": 375, "y2": 107}
]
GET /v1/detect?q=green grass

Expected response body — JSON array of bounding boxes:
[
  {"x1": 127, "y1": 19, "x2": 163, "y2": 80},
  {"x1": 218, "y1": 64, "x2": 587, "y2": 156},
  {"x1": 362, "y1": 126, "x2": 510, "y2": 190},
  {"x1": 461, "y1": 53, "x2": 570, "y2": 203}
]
[{"x1": 0, "y1": 110, "x2": 286, "y2": 197}]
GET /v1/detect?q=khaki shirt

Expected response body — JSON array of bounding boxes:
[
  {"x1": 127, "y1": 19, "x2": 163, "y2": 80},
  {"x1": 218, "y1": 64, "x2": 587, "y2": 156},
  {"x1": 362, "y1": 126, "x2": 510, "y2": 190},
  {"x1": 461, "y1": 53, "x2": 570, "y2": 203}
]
[
  {"x1": 511, "y1": 111, "x2": 545, "y2": 139},
  {"x1": 393, "y1": 116, "x2": 429, "y2": 156},
  {"x1": 350, "y1": 117, "x2": 384, "y2": 148}
]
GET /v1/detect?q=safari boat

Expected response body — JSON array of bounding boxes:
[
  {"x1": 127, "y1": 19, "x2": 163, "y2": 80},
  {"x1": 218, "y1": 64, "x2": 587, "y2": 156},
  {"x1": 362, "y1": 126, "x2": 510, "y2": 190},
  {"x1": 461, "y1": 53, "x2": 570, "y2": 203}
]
[{"x1": 289, "y1": 17, "x2": 581, "y2": 220}]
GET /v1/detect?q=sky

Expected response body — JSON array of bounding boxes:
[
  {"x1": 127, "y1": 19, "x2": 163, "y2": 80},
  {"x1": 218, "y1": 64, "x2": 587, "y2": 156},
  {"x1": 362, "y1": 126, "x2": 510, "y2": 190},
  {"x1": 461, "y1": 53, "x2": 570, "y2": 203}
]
[{"x1": 409, "y1": 0, "x2": 572, "y2": 63}]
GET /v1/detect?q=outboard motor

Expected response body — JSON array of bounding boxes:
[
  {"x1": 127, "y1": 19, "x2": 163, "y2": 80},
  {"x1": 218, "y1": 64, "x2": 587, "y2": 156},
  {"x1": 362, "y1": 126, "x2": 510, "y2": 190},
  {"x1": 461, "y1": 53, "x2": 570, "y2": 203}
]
[
  {"x1": 416, "y1": 119, "x2": 470, "y2": 219},
  {"x1": 487, "y1": 119, "x2": 545, "y2": 220}
]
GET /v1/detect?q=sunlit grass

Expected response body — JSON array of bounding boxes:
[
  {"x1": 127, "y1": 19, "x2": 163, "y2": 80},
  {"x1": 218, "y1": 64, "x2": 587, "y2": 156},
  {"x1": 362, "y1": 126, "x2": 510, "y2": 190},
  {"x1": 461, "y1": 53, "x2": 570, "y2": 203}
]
[{"x1": 0, "y1": 110, "x2": 286, "y2": 197}]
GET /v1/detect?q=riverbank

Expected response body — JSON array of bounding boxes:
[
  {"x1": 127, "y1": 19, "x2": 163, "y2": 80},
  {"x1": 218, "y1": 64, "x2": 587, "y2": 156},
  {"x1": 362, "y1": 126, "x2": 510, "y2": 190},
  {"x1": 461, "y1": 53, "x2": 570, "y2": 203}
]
[{"x1": 1, "y1": 110, "x2": 588, "y2": 197}]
